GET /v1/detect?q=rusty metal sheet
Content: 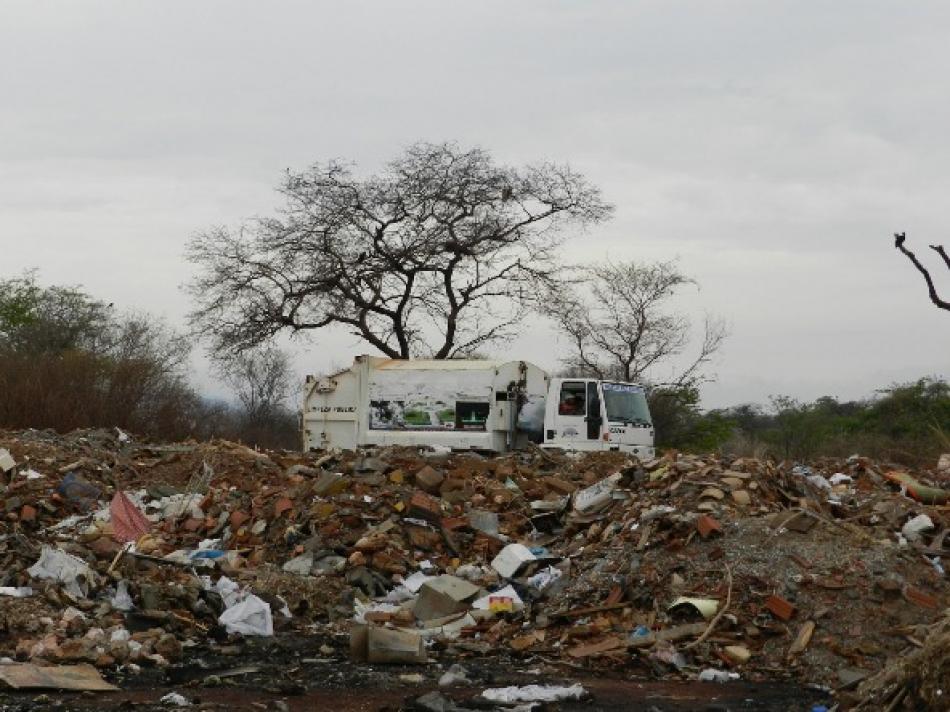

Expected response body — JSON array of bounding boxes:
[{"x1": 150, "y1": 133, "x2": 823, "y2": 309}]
[{"x1": 0, "y1": 663, "x2": 118, "y2": 691}]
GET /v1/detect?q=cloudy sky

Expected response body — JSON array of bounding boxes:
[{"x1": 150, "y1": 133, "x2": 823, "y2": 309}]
[{"x1": 2, "y1": 1, "x2": 949, "y2": 408}]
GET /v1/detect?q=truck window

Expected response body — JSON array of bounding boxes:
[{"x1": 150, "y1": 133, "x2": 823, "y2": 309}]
[
  {"x1": 455, "y1": 401, "x2": 490, "y2": 430},
  {"x1": 603, "y1": 383, "x2": 652, "y2": 425},
  {"x1": 558, "y1": 382, "x2": 586, "y2": 416}
]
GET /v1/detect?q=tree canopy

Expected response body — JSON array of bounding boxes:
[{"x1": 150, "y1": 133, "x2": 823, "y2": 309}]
[
  {"x1": 544, "y1": 259, "x2": 727, "y2": 386},
  {"x1": 187, "y1": 142, "x2": 612, "y2": 359}
]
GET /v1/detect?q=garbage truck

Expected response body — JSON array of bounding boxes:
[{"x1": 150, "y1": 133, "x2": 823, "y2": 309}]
[{"x1": 302, "y1": 355, "x2": 654, "y2": 459}]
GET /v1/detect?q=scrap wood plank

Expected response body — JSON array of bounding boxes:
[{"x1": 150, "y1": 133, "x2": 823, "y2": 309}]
[
  {"x1": 628, "y1": 623, "x2": 707, "y2": 648},
  {"x1": 567, "y1": 636, "x2": 628, "y2": 658},
  {"x1": 0, "y1": 663, "x2": 117, "y2": 692},
  {"x1": 787, "y1": 621, "x2": 816, "y2": 658},
  {"x1": 550, "y1": 602, "x2": 629, "y2": 619},
  {"x1": 636, "y1": 522, "x2": 653, "y2": 551}
]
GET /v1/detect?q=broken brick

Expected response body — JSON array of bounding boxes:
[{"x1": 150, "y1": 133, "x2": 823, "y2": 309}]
[
  {"x1": 696, "y1": 514, "x2": 722, "y2": 539},
  {"x1": 273, "y1": 497, "x2": 293, "y2": 517},
  {"x1": 414, "y1": 465, "x2": 444, "y2": 494},
  {"x1": 408, "y1": 491, "x2": 442, "y2": 523},
  {"x1": 764, "y1": 595, "x2": 795, "y2": 621},
  {"x1": 903, "y1": 585, "x2": 938, "y2": 609}
]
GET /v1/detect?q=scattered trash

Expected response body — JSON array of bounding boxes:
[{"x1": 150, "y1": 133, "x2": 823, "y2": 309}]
[
  {"x1": 160, "y1": 692, "x2": 192, "y2": 707},
  {"x1": 438, "y1": 664, "x2": 471, "y2": 687},
  {"x1": 0, "y1": 430, "x2": 944, "y2": 705},
  {"x1": 0, "y1": 448, "x2": 16, "y2": 473},
  {"x1": 481, "y1": 683, "x2": 587, "y2": 703},
  {"x1": 573, "y1": 473, "x2": 622, "y2": 514},
  {"x1": 27, "y1": 547, "x2": 96, "y2": 598},
  {"x1": 218, "y1": 595, "x2": 274, "y2": 636},
  {"x1": 723, "y1": 644, "x2": 751, "y2": 664},
  {"x1": 110, "y1": 490, "x2": 151, "y2": 543},
  {"x1": 350, "y1": 624, "x2": 427, "y2": 664},
  {"x1": 110, "y1": 580, "x2": 134, "y2": 611},
  {"x1": 56, "y1": 472, "x2": 102, "y2": 510},
  {"x1": 698, "y1": 669, "x2": 740, "y2": 683},
  {"x1": 902, "y1": 514, "x2": 935, "y2": 542},
  {"x1": 668, "y1": 596, "x2": 719, "y2": 620},
  {"x1": 884, "y1": 471, "x2": 950, "y2": 504}
]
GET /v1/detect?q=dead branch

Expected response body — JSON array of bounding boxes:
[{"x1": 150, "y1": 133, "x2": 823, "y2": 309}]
[
  {"x1": 684, "y1": 562, "x2": 732, "y2": 649},
  {"x1": 894, "y1": 232, "x2": 950, "y2": 312}
]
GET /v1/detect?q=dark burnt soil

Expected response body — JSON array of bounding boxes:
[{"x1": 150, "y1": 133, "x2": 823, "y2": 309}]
[{"x1": 0, "y1": 634, "x2": 830, "y2": 711}]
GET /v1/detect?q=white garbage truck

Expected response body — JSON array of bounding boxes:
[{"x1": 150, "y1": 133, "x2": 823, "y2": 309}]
[{"x1": 302, "y1": 355, "x2": 655, "y2": 459}]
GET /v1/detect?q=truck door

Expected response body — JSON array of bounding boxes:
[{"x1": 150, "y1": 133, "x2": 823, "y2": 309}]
[
  {"x1": 555, "y1": 381, "x2": 586, "y2": 443},
  {"x1": 553, "y1": 380, "x2": 601, "y2": 445},
  {"x1": 586, "y1": 381, "x2": 602, "y2": 440}
]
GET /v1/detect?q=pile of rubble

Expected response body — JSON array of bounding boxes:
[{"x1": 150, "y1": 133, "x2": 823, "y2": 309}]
[{"x1": 0, "y1": 427, "x2": 946, "y2": 709}]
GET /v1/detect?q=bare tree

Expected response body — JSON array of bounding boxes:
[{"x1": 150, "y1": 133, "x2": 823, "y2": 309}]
[
  {"x1": 545, "y1": 260, "x2": 727, "y2": 386},
  {"x1": 187, "y1": 142, "x2": 612, "y2": 360},
  {"x1": 216, "y1": 346, "x2": 292, "y2": 427},
  {"x1": 894, "y1": 232, "x2": 950, "y2": 312}
]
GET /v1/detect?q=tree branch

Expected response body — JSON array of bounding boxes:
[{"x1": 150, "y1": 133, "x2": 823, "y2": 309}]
[{"x1": 895, "y1": 233, "x2": 950, "y2": 311}]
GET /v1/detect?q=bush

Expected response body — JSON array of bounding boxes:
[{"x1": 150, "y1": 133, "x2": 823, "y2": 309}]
[{"x1": 693, "y1": 378, "x2": 950, "y2": 464}]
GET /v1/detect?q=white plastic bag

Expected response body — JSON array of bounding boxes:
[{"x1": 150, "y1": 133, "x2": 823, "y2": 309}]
[
  {"x1": 218, "y1": 594, "x2": 273, "y2": 636},
  {"x1": 573, "y1": 473, "x2": 622, "y2": 513},
  {"x1": 110, "y1": 580, "x2": 134, "y2": 611},
  {"x1": 28, "y1": 546, "x2": 95, "y2": 598},
  {"x1": 482, "y1": 684, "x2": 587, "y2": 703},
  {"x1": 698, "y1": 668, "x2": 740, "y2": 683}
]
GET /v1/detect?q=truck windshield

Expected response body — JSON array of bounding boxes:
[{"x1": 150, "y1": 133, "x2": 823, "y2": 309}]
[{"x1": 602, "y1": 383, "x2": 651, "y2": 425}]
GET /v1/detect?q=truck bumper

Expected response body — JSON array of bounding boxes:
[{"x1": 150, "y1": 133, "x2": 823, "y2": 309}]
[{"x1": 613, "y1": 444, "x2": 654, "y2": 460}]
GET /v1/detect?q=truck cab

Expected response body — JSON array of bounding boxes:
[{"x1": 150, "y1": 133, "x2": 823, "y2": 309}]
[{"x1": 542, "y1": 378, "x2": 655, "y2": 460}]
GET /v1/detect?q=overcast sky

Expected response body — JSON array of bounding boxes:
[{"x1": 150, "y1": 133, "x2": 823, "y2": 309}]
[{"x1": 2, "y1": 1, "x2": 949, "y2": 408}]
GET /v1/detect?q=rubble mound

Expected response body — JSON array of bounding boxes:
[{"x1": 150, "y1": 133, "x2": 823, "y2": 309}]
[{"x1": 0, "y1": 428, "x2": 946, "y2": 709}]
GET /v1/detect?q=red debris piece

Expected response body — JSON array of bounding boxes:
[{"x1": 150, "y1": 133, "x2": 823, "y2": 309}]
[
  {"x1": 441, "y1": 516, "x2": 469, "y2": 531},
  {"x1": 696, "y1": 515, "x2": 722, "y2": 539},
  {"x1": 408, "y1": 491, "x2": 442, "y2": 523},
  {"x1": 764, "y1": 595, "x2": 795, "y2": 621},
  {"x1": 229, "y1": 510, "x2": 250, "y2": 529},
  {"x1": 604, "y1": 584, "x2": 624, "y2": 606},
  {"x1": 19, "y1": 505, "x2": 36, "y2": 522},
  {"x1": 274, "y1": 497, "x2": 293, "y2": 518},
  {"x1": 903, "y1": 585, "x2": 938, "y2": 610},
  {"x1": 110, "y1": 490, "x2": 150, "y2": 543}
]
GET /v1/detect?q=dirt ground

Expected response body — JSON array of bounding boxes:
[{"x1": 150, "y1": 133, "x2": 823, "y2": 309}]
[{"x1": 0, "y1": 634, "x2": 831, "y2": 711}]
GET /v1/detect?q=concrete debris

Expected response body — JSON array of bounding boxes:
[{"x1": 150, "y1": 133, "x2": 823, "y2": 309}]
[
  {"x1": 0, "y1": 448, "x2": 16, "y2": 473},
  {"x1": 0, "y1": 428, "x2": 944, "y2": 707},
  {"x1": 490, "y1": 543, "x2": 536, "y2": 579},
  {"x1": 413, "y1": 575, "x2": 480, "y2": 620}
]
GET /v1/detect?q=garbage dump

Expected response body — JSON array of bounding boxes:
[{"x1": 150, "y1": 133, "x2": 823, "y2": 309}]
[{"x1": 0, "y1": 427, "x2": 946, "y2": 709}]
